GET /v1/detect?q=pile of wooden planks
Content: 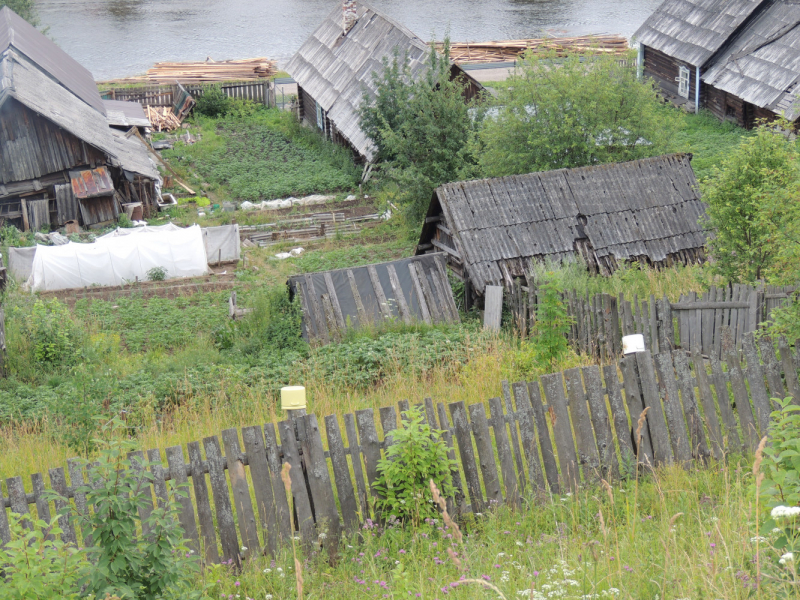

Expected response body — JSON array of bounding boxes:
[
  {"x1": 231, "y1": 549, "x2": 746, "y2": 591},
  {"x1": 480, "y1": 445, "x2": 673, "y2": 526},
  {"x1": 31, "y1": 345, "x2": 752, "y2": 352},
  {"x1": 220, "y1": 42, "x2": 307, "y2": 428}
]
[
  {"x1": 440, "y1": 35, "x2": 629, "y2": 64},
  {"x1": 145, "y1": 106, "x2": 182, "y2": 132},
  {"x1": 101, "y1": 57, "x2": 277, "y2": 85}
]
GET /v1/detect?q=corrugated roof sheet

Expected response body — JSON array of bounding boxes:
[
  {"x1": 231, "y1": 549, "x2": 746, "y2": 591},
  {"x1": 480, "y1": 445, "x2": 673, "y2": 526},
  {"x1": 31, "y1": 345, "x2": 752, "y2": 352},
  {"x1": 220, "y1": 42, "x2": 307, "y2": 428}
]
[
  {"x1": 634, "y1": 0, "x2": 766, "y2": 66},
  {"x1": 70, "y1": 166, "x2": 114, "y2": 198},
  {"x1": 286, "y1": 1, "x2": 474, "y2": 161},
  {"x1": 0, "y1": 6, "x2": 105, "y2": 115},
  {"x1": 702, "y1": 1, "x2": 800, "y2": 118},
  {"x1": 419, "y1": 154, "x2": 707, "y2": 292},
  {"x1": 103, "y1": 99, "x2": 151, "y2": 128}
]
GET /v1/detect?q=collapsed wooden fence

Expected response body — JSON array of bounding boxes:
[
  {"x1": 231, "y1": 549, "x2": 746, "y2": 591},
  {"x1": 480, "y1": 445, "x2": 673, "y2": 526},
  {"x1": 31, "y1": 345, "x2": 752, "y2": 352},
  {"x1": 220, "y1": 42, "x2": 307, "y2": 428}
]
[
  {"x1": 100, "y1": 80, "x2": 272, "y2": 108},
  {"x1": 1, "y1": 330, "x2": 797, "y2": 563},
  {"x1": 509, "y1": 282, "x2": 796, "y2": 360}
]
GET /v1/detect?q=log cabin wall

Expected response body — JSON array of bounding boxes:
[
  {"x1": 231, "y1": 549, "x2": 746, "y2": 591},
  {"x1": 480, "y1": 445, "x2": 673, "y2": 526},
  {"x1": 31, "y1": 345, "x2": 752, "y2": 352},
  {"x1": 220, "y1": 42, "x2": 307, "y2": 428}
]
[{"x1": 642, "y1": 46, "x2": 701, "y2": 106}]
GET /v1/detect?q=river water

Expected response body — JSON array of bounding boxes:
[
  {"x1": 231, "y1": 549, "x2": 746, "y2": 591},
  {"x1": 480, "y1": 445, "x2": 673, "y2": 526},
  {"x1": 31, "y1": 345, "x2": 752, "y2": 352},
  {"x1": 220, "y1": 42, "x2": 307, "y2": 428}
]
[{"x1": 37, "y1": 0, "x2": 661, "y2": 81}]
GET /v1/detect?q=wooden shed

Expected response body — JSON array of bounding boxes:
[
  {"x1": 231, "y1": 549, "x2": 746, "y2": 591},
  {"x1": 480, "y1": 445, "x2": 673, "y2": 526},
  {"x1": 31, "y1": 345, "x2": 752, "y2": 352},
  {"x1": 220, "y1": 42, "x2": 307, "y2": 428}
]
[
  {"x1": 415, "y1": 154, "x2": 708, "y2": 298},
  {"x1": 634, "y1": 0, "x2": 800, "y2": 128},
  {"x1": 285, "y1": 1, "x2": 483, "y2": 163},
  {"x1": 0, "y1": 6, "x2": 159, "y2": 231}
]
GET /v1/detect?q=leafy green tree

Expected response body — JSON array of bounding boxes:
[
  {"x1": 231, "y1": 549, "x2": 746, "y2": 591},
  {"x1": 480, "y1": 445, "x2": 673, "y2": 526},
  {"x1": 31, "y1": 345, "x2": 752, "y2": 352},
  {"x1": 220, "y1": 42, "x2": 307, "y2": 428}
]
[
  {"x1": 477, "y1": 50, "x2": 680, "y2": 176},
  {"x1": 2, "y1": 0, "x2": 38, "y2": 25},
  {"x1": 359, "y1": 40, "x2": 480, "y2": 225},
  {"x1": 702, "y1": 120, "x2": 800, "y2": 283}
]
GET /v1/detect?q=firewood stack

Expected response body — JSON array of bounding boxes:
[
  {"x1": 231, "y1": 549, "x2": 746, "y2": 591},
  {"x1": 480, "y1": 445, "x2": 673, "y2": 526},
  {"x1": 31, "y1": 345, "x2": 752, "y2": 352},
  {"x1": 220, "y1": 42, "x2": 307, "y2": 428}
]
[
  {"x1": 439, "y1": 35, "x2": 629, "y2": 64},
  {"x1": 146, "y1": 106, "x2": 183, "y2": 132}
]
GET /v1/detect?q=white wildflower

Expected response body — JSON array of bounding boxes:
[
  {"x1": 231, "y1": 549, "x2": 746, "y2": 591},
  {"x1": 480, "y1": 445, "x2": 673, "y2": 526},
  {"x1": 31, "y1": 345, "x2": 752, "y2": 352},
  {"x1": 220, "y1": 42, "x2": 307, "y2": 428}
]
[
  {"x1": 773, "y1": 527, "x2": 783, "y2": 534},
  {"x1": 516, "y1": 540, "x2": 525, "y2": 547},
  {"x1": 266, "y1": 595, "x2": 273, "y2": 600},
  {"x1": 263, "y1": 568, "x2": 271, "y2": 574},
  {"x1": 497, "y1": 552, "x2": 507, "y2": 557},
  {"x1": 501, "y1": 571, "x2": 510, "y2": 583},
  {"x1": 750, "y1": 536, "x2": 767, "y2": 543},
  {"x1": 771, "y1": 506, "x2": 800, "y2": 519},
  {"x1": 780, "y1": 552, "x2": 795, "y2": 566},
  {"x1": 241, "y1": 546, "x2": 248, "y2": 552},
  {"x1": 318, "y1": 532, "x2": 327, "y2": 540}
]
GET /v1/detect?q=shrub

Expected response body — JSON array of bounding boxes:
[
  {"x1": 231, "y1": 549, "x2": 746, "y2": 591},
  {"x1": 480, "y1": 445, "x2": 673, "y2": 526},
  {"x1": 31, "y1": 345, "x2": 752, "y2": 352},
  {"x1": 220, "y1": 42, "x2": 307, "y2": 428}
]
[
  {"x1": 23, "y1": 299, "x2": 81, "y2": 366},
  {"x1": 372, "y1": 405, "x2": 457, "y2": 525},
  {"x1": 146, "y1": 266, "x2": 168, "y2": 281},
  {"x1": 194, "y1": 84, "x2": 231, "y2": 117},
  {"x1": 0, "y1": 514, "x2": 88, "y2": 600}
]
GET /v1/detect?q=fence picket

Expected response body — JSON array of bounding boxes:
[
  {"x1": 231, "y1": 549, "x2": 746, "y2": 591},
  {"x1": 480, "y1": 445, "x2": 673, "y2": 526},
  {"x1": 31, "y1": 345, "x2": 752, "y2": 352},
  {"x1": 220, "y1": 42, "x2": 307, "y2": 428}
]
[
  {"x1": 634, "y1": 351, "x2": 673, "y2": 466},
  {"x1": 241, "y1": 425, "x2": 280, "y2": 555},
  {"x1": 469, "y1": 403, "x2": 503, "y2": 505},
  {"x1": 221, "y1": 429, "x2": 259, "y2": 559},
  {"x1": 31, "y1": 473, "x2": 53, "y2": 540},
  {"x1": 564, "y1": 368, "x2": 600, "y2": 478},
  {"x1": 343, "y1": 414, "x2": 369, "y2": 516},
  {"x1": 510, "y1": 382, "x2": 546, "y2": 491},
  {"x1": 186, "y1": 441, "x2": 220, "y2": 564},
  {"x1": 48, "y1": 467, "x2": 76, "y2": 545},
  {"x1": 128, "y1": 451, "x2": 154, "y2": 538},
  {"x1": 276, "y1": 421, "x2": 315, "y2": 549},
  {"x1": 672, "y1": 351, "x2": 712, "y2": 462},
  {"x1": 436, "y1": 402, "x2": 466, "y2": 513},
  {"x1": 526, "y1": 381, "x2": 560, "y2": 493},
  {"x1": 67, "y1": 459, "x2": 92, "y2": 547},
  {"x1": 324, "y1": 416, "x2": 360, "y2": 533},
  {"x1": 148, "y1": 449, "x2": 170, "y2": 509},
  {"x1": 0, "y1": 485, "x2": 10, "y2": 545},
  {"x1": 582, "y1": 366, "x2": 619, "y2": 480},
  {"x1": 742, "y1": 334, "x2": 773, "y2": 432},
  {"x1": 6, "y1": 477, "x2": 30, "y2": 528},
  {"x1": 488, "y1": 397, "x2": 520, "y2": 507},
  {"x1": 541, "y1": 373, "x2": 579, "y2": 492},
  {"x1": 653, "y1": 353, "x2": 692, "y2": 466},
  {"x1": 723, "y1": 349, "x2": 759, "y2": 449},
  {"x1": 501, "y1": 381, "x2": 527, "y2": 492},
  {"x1": 263, "y1": 424, "x2": 293, "y2": 542},
  {"x1": 779, "y1": 337, "x2": 800, "y2": 401},
  {"x1": 619, "y1": 357, "x2": 654, "y2": 466},
  {"x1": 758, "y1": 336, "x2": 787, "y2": 401},
  {"x1": 298, "y1": 415, "x2": 340, "y2": 552},
  {"x1": 602, "y1": 365, "x2": 636, "y2": 475},
  {"x1": 708, "y1": 356, "x2": 744, "y2": 453}
]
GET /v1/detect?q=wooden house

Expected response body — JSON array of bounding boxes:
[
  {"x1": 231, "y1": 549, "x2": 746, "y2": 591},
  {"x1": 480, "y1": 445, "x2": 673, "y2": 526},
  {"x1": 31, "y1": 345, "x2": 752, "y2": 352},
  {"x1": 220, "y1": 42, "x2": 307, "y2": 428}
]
[
  {"x1": 285, "y1": 1, "x2": 483, "y2": 163},
  {"x1": 0, "y1": 7, "x2": 158, "y2": 231},
  {"x1": 415, "y1": 154, "x2": 708, "y2": 299},
  {"x1": 635, "y1": 0, "x2": 800, "y2": 128}
]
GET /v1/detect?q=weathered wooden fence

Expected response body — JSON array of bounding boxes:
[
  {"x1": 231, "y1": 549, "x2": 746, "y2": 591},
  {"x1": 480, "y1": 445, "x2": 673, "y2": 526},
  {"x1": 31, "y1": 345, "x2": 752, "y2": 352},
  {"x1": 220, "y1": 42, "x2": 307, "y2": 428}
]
[
  {"x1": 100, "y1": 81, "x2": 271, "y2": 108},
  {"x1": 509, "y1": 282, "x2": 796, "y2": 360},
  {"x1": 2, "y1": 331, "x2": 798, "y2": 562}
]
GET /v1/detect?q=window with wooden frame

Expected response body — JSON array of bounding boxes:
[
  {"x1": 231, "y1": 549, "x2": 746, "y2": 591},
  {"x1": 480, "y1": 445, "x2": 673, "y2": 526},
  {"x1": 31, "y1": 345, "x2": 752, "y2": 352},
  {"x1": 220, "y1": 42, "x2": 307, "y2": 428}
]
[{"x1": 677, "y1": 66, "x2": 690, "y2": 99}]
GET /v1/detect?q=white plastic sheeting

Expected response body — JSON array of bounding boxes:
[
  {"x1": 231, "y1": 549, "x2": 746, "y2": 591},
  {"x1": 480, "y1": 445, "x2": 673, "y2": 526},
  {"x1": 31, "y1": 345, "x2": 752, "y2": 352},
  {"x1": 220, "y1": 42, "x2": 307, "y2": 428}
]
[
  {"x1": 202, "y1": 225, "x2": 240, "y2": 263},
  {"x1": 26, "y1": 225, "x2": 209, "y2": 292}
]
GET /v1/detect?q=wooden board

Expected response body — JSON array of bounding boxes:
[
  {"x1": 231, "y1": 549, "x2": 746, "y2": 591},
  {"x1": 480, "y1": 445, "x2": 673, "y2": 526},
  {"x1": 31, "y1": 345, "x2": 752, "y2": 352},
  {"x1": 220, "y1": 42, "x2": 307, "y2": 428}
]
[
  {"x1": 324, "y1": 415, "x2": 360, "y2": 532},
  {"x1": 541, "y1": 373, "x2": 579, "y2": 492},
  {"x1": 511, "y1": 382, "x2": 546, "y2": 491},
  {"x1": 221, "y1": 429, "x2": 260, "y2": 558},
  {"x1": 448, "y1": 401, "x2": 485, "y2": 513},
  {"x1": 241, "y1": 425, "x2": 279, "y2": 556},
  {"x1": 203, "y1": 436, "x2": 241, "y2": 567},
  {"x1": 484, "y1": 286, "x2": 503, "y2": 331},
  {"x1": 185, "y1": 442, "x2": 219, "y2": 564},
  {"x1": 469, "y1": 403, "x2": 503, "y2": 504}
]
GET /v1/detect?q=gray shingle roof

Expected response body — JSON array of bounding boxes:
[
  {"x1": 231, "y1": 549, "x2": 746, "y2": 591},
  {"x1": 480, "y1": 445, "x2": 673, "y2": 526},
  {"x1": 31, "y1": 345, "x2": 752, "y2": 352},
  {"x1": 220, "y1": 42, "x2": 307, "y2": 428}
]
[
  {"x1": 0, "y1": 6, "x2": 106, "y2": 115},
  {"x1": 286, "y1": 1, "x2": 468, "y2": 162},
  {"x1": 419, "y1": 154, "x2": 707, "y2": 292},
  {"x1": 634, "y1": 0, "x2": 766, "y2": 66},
  {"x1": 702, "y1": 1, "x2": 800, "y2": 118}
]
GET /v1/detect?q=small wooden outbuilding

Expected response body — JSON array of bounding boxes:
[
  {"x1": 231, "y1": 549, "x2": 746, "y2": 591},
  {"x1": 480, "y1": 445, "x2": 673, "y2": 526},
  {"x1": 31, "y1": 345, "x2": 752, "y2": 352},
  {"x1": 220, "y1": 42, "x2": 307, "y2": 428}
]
[
  {"x1": 285, "y1": 1, "x2": 482, "y2": 163},
  {"x1": 0, "y1": 7, "x2": 159, "y2": 231},
  {"x1": 635, "y1": 0, "x2": 800, "y2": 128},
  {"x1": 415, "y1": 154, "x2": 708, "y2": 298}
]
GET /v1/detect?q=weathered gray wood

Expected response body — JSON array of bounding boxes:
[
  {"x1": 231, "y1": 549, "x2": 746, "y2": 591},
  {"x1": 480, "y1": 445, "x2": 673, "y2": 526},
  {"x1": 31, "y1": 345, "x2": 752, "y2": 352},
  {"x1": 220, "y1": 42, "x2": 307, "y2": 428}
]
[
  {"x1": 344, "y1": 414, "x2": 369, "y2": 515},
  {"x1": 702, "y1": 289, "x2": 713, "y2": 355},
  {"x1": 298, "y1": 415, "x2": 341, "y2": 549},
  {"x1": 436, "y1": 401, "x2": 466, "y2": 513},
  {"x1": 0, "y1": 484, "x2": 11, "y2": 545},
  {"x1": 128, "y1": 451, "x2": 154, "y2": 538},
  {"x1": 31, "y1": 473, "x2": 53, "y2": 540},
  {"x1": 511, "y1": 382, "x2": 546, "y2": 491},
  {"x1": 653, "y1": 353, "x2": 692, "y2": 466},
  {"x1": 386, "y1": 264, "x2": 412, "y2": 325},
  {"x1": 355, "y1": 409, "x2": 383, "y2": 495},
  {"x1": 689, "y1": 351, "x2": 726, "y2": 460},
  {"x1": 672, "y1": 351, "x2": 712, "y2": 462},
  {"x1": 709, "y1": 356, "x2": 744, "y2": 454},
  {"x1": 448, "y1": 401, "x2": 484, "y2": 513},
  {"x1": 484, "y1": 285, "x2": 503, "y2": 331},
  {"x1": 48, "y1": 467, "x2": 76, "y2": 545},
  {"x1": 67, "y1": 459, "x2": 92, "y2": 547},
  {"x1": 469, "y1": 402, "x2": 503, "y2": 504},
  {"x1": 723, "y1": 349, "x2": 759, "y2": 449},
  {"x1": 324, "y1": 416, "x2": 359, "y2": 533},
  {"x1": 758, "y1": 336, "x2": 787, "y2": 401},
  {"x1": 323, "y1": 271, "x2": 348, "y2": 331},
  {"x1": 6, "y1": 477, "x2": 31, "y2": 530},
  {"x1": 602, "y1": 365, "x2": 636, "y2": 476},
  {"x1": 582, "y1": 366, "x2": 619, "y2": 480},
  {"x1": 433, "y1": 254, "x2": 460, "y2": 322},
  {"x1": 320, "y1": 294, "x2": 341, "y2": 342},
  {"x1": 747, "y1": 289, "x2": 759, "y2": 334},
  {"x1": 185, "y1": 441, "x2": 220, "y2": 564},
  {"x1": 742, "y1": 333, "x2": 773, "y2": 432},
  {"x1": 541, "y1": 373, "x2": 579, "y2": 492},
  {"x1": 619, "y1": 356, "x2": 655, "y2": 466},
  {"x1": 304, "y1": 274, "x2": 330, "y2": 344},
  {"x1": 241, "y1": 425, "x2": 279, "y2": 556},
  {"x1": 564, "y1": 367, "x2": 600, "y2": 478},
  {"x1": 488, "y1": 397, "x2": 520, "y2": 507},
  {"x1": 423, "y1": 397, "x2": 438, "y2": 432},
  {"x1": 527, "y1": 381, "x2": 560, "y2": 493},
  {"x1": 147, "y1": 449, "x2": 169, "y2": 510},
  {"x1": 610, "y1": 295, "x2": 621, "y2": 356},
  {"x1": 366, "y1": 265, "x2": 392, "y2": 321},
  {"x1": 379, "y1": 406, "x2": 398, "y2": 448},
  {"x1": 221, "y1": 429, "x2": 259, "y2": 558},
  {"x1": 407, "y1": 262, "x2": 432, "y2": 324},
  {"x1": 202, "y1": 436, "x2": 240, "y2": 567},
  {"x1": 779, "y1": 336, "x2": 800, "y2": 402},
  {"x1": 649, "y1": 295, "x2": 659, "y2": 354},
  {"x1": 634, "y1": 351, "x2": 672, "y2": 466},
  {"x1": 417, "y1": 262, "x2": 443, "y2": 323},
  {"x1": 276, "y1": 420, "x2": 316, "y2": 548},
  {"x1": 501, "y1": 380, "x2": 526, "y2": 491},
  {"x1": 712, "y1": 288, "x2": 724, "y2": 359},
  {"x1": 346, "y1": 270, "x2": 368, "y2": 326},
  {"x1": 262, "y1": 423, "x2": 293, "y2": 542}
]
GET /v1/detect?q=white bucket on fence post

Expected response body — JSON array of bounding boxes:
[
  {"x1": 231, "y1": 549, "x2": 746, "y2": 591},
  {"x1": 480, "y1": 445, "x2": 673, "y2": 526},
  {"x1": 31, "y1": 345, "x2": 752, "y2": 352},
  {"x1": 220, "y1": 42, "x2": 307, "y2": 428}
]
[{"x1": 622, "y1": 334, "x2": 646, "y2": 354}]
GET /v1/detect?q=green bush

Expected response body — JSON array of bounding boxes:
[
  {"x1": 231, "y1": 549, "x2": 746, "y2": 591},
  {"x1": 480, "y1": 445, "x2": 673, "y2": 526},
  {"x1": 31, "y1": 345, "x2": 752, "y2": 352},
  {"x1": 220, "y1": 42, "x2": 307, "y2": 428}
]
[
  {"x1": 146, "y1": 266, "x2": 168, "y2": 282},
  {"x1": 23, "y1": 299, "x2": 82, "y2": 366},
  {"x1": 372, "y1": 405, "x2": 457, "y2": 525},
  {"x1": 516, "y1": 273, "x2": 574, "y2": 372},
  {"x1": 0, "y1": 514, "x2": 88, "y2": 600},
  {"x1": 194, "y1": 84, "x2": 231, "y2": 118}
]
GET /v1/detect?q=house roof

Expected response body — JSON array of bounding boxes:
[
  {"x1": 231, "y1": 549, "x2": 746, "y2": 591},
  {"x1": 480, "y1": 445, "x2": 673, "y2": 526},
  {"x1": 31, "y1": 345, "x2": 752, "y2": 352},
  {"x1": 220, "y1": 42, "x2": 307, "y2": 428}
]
[
  {"x1": 417, "y1": 154, "x2": 707, "y2": 293},
  {"x1": 702, "y1": 1, "x2": 800, "y2": 118},
  {"x1": 285, "y1": 1, "x2": 478, "y2": 161},
  {"x1": 0, "y1": 6, "x2": 106, "y2": 115},
  {"x1": 633, "y1": 0, "x2": 766, "y2": 66}
]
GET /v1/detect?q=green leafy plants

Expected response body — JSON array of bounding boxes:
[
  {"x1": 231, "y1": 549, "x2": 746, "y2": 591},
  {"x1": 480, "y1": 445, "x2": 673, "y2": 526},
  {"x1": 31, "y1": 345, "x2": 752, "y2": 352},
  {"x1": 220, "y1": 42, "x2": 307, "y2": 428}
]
[
  {"x1": 516, "y1": 273, "x2": 574, "y2": 373},
  {"x1": 372, "y1": 405, "x2": 457, "y2": 525},
  {"x1": 146, "y1": 266, "x2": 168, "y2": 281},
  {"x1": 22, "y1": 299, "x2": 82, "y2": 366},
  {"x1": 117, "y1": 213, "x2": 134, "y2": 228},
  {"x1": 194, "y1": 84, "x2": 231, "y2": 118},
  {"x1": 0, "y1": 514, "x2": 88, "y2": 600}
]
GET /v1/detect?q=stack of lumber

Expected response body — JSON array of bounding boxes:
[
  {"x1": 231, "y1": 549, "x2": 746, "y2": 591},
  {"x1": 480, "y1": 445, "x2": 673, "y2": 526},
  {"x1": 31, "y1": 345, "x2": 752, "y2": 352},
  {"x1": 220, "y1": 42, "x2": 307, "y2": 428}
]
[
  {"x1": 440, "y1": 35, "x2": 629, "y2": 64},
  {"x1": 100, "y1": 57, "x2": 277, "y2": 85},
  {"x1": 145, "y1": 106, "x2": 182, "y2": 132}
]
